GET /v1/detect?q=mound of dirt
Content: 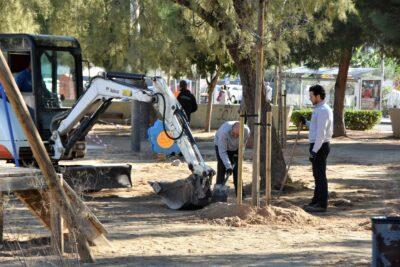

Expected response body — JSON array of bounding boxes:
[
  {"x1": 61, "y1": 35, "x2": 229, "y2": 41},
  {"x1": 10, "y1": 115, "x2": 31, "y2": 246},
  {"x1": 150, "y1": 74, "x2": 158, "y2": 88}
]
[
  {"x1": 197, "y1": 201, "x2": 315, "y2": 227},
  {"x1": 198, "y1": 202, "x2": 255, "y2": 220}
]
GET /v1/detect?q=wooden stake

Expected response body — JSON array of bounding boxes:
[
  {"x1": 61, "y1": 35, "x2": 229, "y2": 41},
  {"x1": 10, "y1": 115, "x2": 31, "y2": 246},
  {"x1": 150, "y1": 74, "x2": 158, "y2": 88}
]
[
  {"x1": 278, "y1": 52, "x2": 283, "y2": 147},
  {"x1": 251, "y1": 0, "x2": 266, "y2": 207},
  {"x1": 50, "y1": 175, "x2": 64, "y2": 255},
  {"x1": 237, "y1": 115, "x2": 245, "y2": 204},
  {"x1": 265, "y1": 110, "x2": 272, "y2": 205},
  {"x1": 0, "y1": 50, "x2": 95, "y2": 262},
  {"x1": 282, "y1": 89, "x2": 287, "y2": 147}
]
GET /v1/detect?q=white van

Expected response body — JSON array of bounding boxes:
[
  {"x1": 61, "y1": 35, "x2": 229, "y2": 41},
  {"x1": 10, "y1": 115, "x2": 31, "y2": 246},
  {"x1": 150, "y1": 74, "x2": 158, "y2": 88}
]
[{"x1": 226, "y1": 84, "x2": 242, "y2": 104}]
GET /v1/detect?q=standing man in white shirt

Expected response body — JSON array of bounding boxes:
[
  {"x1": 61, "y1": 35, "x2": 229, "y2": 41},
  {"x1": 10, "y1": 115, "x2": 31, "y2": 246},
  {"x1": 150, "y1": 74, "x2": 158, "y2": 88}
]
[{"x1": 300, "y1": 84, "x2": 333, "y2": 212}]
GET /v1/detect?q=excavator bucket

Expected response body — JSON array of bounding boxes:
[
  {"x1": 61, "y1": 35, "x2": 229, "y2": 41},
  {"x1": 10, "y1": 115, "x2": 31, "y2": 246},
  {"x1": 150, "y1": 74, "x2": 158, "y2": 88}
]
[{"x1": 149, "y1": 175, "x2": 212, "y2": 210}]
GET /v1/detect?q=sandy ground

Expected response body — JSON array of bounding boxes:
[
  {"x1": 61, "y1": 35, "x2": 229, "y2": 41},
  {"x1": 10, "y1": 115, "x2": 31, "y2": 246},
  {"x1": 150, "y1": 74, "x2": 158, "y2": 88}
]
[{"x1": 1, "y1": 124, "x2": 400, "y2": 266}]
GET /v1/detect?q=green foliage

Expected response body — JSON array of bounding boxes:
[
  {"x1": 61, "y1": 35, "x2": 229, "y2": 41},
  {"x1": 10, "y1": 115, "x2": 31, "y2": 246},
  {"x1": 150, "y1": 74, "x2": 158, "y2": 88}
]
[
  {"x1": 344, "y1": 110, "x2": 381, "y2": 130},
  {"x1": 0, "y1": 0, "x2": 38, "y2": 33},
  {"x1": 266, "y1": 0, "x2": 355, "y2": 67},
  {"x1": 351, "y1": 46, "x2": 400, "y2": 80},
  {"x1": 291, "y1": 109, "x2": 313, "y2": 125},
  {"x1": 293, "y1": 0, "x2": 400, "y2": 69},
  {"x1": 0, "y1": 0, "x2": 357, "y2": 80},
  {"x1": 367, "y1": 0, "x2": 400, "y2": 58},
  {"x1": 291, "y1": 109, "x2": 382, "y2": 131}
]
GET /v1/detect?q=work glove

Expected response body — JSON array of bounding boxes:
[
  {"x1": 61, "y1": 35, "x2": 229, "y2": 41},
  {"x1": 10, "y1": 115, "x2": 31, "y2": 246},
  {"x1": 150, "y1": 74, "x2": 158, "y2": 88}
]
[
  {"x1": 309, "y1": 151, "x2": 317, "y2": 162},
  {"x1": 226, "y1": 168, "x2": 233, "y2": 176},
  {"x1": 299, "y1": 115, "x2": 307, "y2": 125}
]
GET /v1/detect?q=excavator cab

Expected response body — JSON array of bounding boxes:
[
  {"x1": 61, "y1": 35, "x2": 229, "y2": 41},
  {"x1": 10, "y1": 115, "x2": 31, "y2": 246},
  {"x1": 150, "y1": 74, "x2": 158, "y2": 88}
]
[
  {"x1": 0, "y1": 34, "x2": 132, "y2": 192},
  {"x1": 0, "y1": 34, "x2": 88, "y2": 162},
  {"x1": 0, "y1": 34, "x2": 84, "y2": 151}
]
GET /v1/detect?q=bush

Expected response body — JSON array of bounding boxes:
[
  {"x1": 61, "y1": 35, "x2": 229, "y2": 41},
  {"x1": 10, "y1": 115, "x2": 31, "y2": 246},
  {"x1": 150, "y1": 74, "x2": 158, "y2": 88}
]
[
  {"x1": 291, "y1": 109, "x2": 312, "y2": 126},
  {"x1": 344, "y1": 110, "x2": 382, "y2": 130},
  {"x1": 382, "y1": 108, "x2": 389, "y2": 118},
  {"x1": 291, "y1": 109, "x2": 382, "y2": 131}
]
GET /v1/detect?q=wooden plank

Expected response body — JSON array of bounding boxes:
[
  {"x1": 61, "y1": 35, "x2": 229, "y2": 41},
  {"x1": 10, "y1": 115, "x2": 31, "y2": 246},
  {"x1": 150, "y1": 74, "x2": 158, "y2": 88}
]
[
  {"x1": 0, "y1": 176, "x2": 107, "y2": 240},
  {"x1": 0, "y1": 167, "x2": 41, "y2": 178},
  {"x1": 14, "y1": 184, "x2": 107, "y2": 244},
  {"x1": 77, "y1": 234, "x2": 94, "y2": 263},
  {"x1": 63, "y1": 183, "x2": 108, "y2": 237},
  {"x1": 0, "y1": 50, "x2": 105, "y2": 263},
  {"x1": 0, "y1": 176, "x2": 46, "y2": 192},
  {"x1": 15, "y1": 189, "x2": 51, "y2": 228},
  {"x1": 50, "y1": 177, "x2": 64, "y2": 255}
]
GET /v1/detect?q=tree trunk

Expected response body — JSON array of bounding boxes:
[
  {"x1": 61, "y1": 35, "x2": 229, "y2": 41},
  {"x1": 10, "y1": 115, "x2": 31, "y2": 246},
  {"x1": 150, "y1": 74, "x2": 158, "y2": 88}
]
[
  {"x1": 205, "y1": 91, "x2": 213, "y2": 132},
  {"x1": 333, "y1": 47, "x2": 352, "y2": 137},
  {"x1": 169, "y1": 0, "x2": 287, "y2": 189},
  {"x1": 204, "y1": 69, "x2": 220, "y2": 132},
  {"x1": 227, "y1": 44, "x2": 287, "y2": 188},
  {"x1": 260, "y1": 94, "x2": 288, "y2": 189}
]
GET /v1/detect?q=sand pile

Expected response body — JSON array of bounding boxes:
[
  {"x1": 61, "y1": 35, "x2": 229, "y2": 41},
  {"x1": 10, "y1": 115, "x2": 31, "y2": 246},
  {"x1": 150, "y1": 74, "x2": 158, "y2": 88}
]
[{"x1": 197, "y1": 201, "x2": 315, "y2": 227}]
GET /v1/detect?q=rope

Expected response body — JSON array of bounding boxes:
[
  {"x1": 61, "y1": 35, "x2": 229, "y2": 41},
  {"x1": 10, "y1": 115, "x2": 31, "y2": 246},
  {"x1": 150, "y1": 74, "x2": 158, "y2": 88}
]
[{"x1": 277, "y1": 122, "x2": 303, "y2": 198}]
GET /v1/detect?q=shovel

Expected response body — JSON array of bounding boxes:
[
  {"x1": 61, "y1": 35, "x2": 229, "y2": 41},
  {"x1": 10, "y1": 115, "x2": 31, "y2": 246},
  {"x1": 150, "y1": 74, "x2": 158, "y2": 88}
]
[{"x1": 211, "y1": 170, "x2": 233, "y2": 203}]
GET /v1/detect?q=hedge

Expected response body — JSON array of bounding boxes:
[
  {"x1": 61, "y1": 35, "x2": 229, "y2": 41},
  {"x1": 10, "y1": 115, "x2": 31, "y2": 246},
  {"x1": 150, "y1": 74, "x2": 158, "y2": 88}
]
[
  {"x1": 291, "y1": 109, "x2": 312, "y2": 125},
  {"x1": 291, "y1": 109, "x2": 382, "y2": 131},
  {"x1": 344, "y1": 110, "x2": 382, "y2": 130}
]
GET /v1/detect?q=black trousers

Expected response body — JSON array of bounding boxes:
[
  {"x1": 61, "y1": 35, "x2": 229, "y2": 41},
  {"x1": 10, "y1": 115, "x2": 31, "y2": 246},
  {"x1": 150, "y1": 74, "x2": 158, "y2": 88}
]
[
  {"x1": 309, "y1": 142, "x2": 330, "y2": 208},
  {"x1": 215, "y1": 146, "x2": 239, "y2": 194}
]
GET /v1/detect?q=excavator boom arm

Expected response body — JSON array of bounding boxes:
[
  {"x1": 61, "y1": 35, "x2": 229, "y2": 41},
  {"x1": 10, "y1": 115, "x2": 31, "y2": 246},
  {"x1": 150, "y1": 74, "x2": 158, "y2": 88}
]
[{"x1": 50, "y1": 73, "x2": 214, "y2": 181}]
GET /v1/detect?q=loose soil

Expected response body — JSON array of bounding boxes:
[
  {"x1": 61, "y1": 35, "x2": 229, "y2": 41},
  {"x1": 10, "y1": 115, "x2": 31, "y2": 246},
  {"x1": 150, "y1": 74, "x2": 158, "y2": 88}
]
[
  {"x1": 198, "y1": 201, "x2": 316, "y2": 227},
  {"x1": 1, "y1": 124, "x2": 399, "y2": 266}
]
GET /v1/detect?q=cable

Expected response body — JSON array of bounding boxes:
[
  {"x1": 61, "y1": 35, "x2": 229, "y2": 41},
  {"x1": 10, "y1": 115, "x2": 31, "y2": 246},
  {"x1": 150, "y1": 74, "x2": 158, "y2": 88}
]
[{"x1": 154, "y1": 92, "x2": 184, "y2": 141}]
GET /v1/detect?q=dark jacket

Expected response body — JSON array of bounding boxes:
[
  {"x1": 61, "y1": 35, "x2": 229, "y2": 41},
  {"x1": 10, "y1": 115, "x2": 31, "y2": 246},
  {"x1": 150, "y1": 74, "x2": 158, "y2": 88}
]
[{"x1": 177, "y1": 89, "x2": 198, "y2": 122}]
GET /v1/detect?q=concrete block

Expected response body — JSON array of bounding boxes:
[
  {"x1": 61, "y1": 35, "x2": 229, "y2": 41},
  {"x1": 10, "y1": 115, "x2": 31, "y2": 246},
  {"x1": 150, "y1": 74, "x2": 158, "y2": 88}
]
[{"x1": 389, "y1": 108, "x2": 400, "y2": 137}]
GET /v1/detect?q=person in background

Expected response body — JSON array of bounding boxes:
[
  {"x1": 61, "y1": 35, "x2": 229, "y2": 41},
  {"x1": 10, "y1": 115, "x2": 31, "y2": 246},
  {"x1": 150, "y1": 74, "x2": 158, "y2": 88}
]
[
  {"x1": 177, "y1": 80, "x2": 198, "y2": 123},
  {"x1": 300, "y1": 84, "x2": 333, "y2": 213},
  {"x1": 15, "y1": 62, "x2": 33, "y2": 92},
  {"x1": 264, "y1": 81, "x2": 273, "y2": 102},
  {"x1": 214, "y1": 121, "x2": 250, "y2": 196},
  {"x1": 217, "y1": 85, "x2": 231, "y2": 105}
]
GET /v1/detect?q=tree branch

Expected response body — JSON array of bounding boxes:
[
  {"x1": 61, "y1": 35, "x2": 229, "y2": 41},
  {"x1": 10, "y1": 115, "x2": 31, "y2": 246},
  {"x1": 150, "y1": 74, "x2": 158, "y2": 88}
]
[
  {"x1": 172, "y1": 0, "x2": 219, "y2": 27},
  {"x1": 171, "y1": 0, "x2": 240, "y2": 39},
  {"x1": 232, "y1": 0, "x2": 256, "y2": 29}
]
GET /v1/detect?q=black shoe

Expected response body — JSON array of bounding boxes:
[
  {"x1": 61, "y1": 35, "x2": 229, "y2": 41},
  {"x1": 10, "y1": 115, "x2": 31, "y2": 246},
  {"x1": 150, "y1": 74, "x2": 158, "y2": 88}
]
[
  {"x1": 303, "y1": 204, "x2": 327, "y2": 213},
  {"x1": 303, "y1": 202, "x2": 317, "y2": 209}
]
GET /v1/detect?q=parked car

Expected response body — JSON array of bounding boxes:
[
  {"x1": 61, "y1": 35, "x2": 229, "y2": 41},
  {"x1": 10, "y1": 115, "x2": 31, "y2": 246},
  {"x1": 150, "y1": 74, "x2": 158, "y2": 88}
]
[
  {"x1": 226, "y1": 84, "x2": 242, "y2": 104},
  {"x1": 200, "y1": 85, "x2": 222, "y2": 104}
]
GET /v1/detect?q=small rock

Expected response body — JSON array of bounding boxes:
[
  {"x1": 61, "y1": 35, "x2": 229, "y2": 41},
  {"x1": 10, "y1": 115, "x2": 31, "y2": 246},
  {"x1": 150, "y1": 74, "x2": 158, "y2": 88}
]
[
  {"x1": 154, "y1": 153, "x2": 167, "y2": 161},
  {"x1": 329, "y1": 191, "x2": 338, "y2": 199},
  {"x1": 171, "y1": 159, "x2": 181, "y2": 166},
  {"x1": 330, "y1": 198, "x2": 352, "y2": 207}
]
